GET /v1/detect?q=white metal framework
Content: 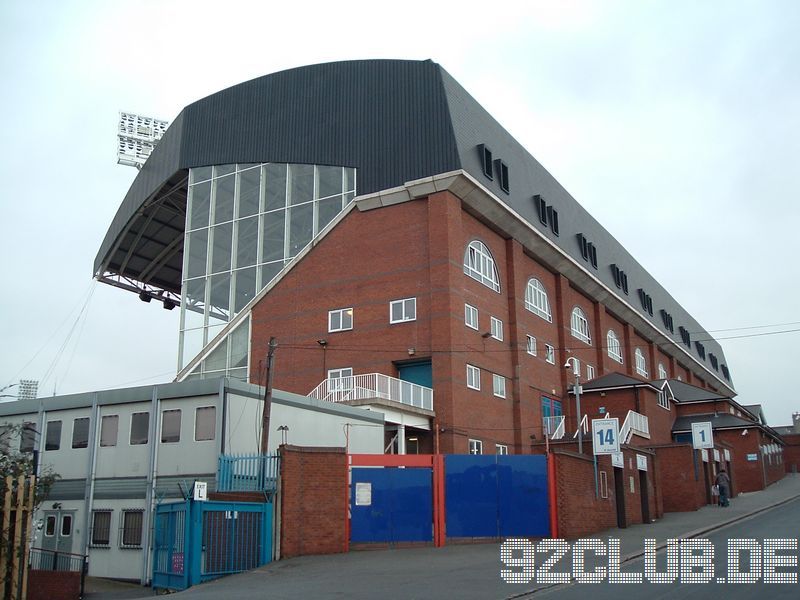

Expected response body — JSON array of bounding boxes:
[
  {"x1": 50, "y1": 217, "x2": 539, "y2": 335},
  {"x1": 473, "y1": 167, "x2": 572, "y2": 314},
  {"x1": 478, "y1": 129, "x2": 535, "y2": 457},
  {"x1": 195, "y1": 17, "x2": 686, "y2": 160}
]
[
  {"x1": 607, "y1": 330, "x2": 623, "y2": 363},
  {"x1": 524, "y1": 278, "x2": 552, "y2": 321},
  {"x1": 570, "y1": 307, "x2": 591, "y2": 344},
  {"x1": 117, "y1": 112, "x2": 169, "y2": 169},
  {"x1": 463, "y1": 240, "x2": 500, "y2": 292}
]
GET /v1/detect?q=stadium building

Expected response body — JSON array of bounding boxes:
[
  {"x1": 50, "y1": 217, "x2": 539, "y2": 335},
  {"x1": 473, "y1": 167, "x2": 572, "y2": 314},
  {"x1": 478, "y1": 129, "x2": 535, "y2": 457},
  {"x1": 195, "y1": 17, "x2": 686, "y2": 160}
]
[{"x1": 94, "y1": 59, "x2": 737, "y2": 455}]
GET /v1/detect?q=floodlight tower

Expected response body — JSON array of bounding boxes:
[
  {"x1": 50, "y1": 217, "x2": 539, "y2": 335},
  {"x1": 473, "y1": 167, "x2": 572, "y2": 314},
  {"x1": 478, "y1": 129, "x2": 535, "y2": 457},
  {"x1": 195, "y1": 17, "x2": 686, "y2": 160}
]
[
  {"x1": 117, "y1": 112, "x2": 169, "y2": 169},
  {"x1": 18, "y1": 379, "x2": 38, "y2": 401}
]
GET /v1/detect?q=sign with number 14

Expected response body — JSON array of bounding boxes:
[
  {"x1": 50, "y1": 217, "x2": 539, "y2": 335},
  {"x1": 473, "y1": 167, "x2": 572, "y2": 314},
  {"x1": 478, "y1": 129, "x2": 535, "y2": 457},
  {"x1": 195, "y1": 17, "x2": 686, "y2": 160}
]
[{"x1": 591, "y1": 418, "x2": 620, "y2": 455}]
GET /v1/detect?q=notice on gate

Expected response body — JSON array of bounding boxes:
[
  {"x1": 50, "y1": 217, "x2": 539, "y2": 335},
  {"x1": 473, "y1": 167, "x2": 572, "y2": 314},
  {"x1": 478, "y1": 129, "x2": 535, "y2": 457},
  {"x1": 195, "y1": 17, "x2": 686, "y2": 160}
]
[{"x1": 355, "y1": 482, "x2": 372, "y2": 506}]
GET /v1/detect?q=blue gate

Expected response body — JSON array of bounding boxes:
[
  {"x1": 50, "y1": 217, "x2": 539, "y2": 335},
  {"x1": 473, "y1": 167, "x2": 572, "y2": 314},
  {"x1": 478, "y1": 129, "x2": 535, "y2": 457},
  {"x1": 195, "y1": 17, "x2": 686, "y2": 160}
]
[
  {"x1": 445, "y1": 454, "x2": 549, "y2": 538},
  {"x1": 153, "y1": 499, "x2": 272, "y2": 591},
  {"x1": 350, "y1": 467, "x2": 433, "y2": 543}
]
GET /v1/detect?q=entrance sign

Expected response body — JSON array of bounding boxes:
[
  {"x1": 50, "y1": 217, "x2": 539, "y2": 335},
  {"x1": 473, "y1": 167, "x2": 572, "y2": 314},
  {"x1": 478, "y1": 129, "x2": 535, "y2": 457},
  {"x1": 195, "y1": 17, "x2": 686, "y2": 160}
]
[
  {"x1": 691, "y1": 422, "x2": 714, "y2": 449},
  {"x1": 591, "y1": 418, "x2": 620, "y2": 455},
  {"x1": 636, "y1": 454, "x2": 648, "y2": 471},
  {"x1": 611, "y1": 452, "x2": 624, "y2": 468}
]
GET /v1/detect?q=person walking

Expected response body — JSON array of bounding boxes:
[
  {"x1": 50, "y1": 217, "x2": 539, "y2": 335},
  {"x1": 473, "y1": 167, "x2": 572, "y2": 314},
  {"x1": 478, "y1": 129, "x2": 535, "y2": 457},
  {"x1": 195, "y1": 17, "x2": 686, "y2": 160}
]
[{"x1": 715, "y1": 469, "x2": 731, "y2": 507}]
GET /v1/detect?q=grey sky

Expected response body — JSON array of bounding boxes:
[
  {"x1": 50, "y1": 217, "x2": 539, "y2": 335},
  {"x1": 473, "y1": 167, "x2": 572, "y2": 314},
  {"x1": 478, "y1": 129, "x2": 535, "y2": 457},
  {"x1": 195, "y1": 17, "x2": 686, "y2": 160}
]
[{"x1": 1, "y1": 1, "x2": 797, "y2": 425}]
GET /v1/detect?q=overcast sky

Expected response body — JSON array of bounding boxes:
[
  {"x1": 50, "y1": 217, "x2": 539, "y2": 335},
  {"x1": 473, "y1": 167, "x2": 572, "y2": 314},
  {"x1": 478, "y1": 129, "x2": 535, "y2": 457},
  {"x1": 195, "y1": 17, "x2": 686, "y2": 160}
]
[{"x1": 1, "y1": 1, "x2": 797, "y2": 425}]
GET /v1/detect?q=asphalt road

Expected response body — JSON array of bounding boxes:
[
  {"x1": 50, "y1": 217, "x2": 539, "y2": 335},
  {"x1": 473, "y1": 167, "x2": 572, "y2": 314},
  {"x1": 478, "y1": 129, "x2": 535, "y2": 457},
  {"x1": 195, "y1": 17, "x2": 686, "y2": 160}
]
[{"x1": 527, "y1": 496, "x2": 800, "y2": 599}]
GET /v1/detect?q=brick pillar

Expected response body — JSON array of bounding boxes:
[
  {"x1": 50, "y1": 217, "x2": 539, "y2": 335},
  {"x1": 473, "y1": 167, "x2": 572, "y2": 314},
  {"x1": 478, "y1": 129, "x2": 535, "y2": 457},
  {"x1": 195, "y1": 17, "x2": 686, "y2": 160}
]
[
  {"x1": 279, "y1": 445, "x2": 347, "y2": 558},
  {"x1": 622, "y1": 323, "x2": 635, "y2": 377},
  {"x1": 426, "y1": 191, "x2": 464, "y2": 454},
  {"x1": 505, "y1": 239, "x2": 526, "y2": 453}
]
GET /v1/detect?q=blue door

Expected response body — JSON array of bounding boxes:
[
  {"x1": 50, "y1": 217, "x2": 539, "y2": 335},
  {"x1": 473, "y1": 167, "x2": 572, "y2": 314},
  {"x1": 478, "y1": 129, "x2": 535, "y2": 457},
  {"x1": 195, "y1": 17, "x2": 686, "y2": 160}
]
[
  {"x1": 398, "y1": 361, "x2": 432, "y2": 388},
  {"x1": 350, "y1": 467, "x2": 433, "y2": 543},
  {"x1": 445, "y1": 455, "x2": 549, "y2": 538}
]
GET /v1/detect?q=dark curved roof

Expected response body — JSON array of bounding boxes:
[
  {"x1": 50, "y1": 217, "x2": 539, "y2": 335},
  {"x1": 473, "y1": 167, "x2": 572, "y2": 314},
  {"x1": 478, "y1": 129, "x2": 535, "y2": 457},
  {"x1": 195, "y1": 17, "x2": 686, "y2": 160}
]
[{"x1": 95, "y1": 58, "x2": 734, "y2": 392}]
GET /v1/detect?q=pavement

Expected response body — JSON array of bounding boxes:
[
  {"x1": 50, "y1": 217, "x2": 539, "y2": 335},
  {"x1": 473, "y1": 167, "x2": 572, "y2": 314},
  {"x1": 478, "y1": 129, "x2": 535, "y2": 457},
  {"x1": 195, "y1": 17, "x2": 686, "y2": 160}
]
[{"x1": 84, "y1": 474, "x2": 800, "y2": 599}]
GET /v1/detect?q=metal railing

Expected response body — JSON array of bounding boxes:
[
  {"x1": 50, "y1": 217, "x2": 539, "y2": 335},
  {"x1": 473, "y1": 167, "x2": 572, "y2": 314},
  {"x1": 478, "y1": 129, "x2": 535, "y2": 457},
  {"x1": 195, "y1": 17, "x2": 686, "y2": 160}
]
[
  {"x1": 620, "y1": 410, "x2": 650, "y2": 444},
  {"x1": 217, "y1": 453, "x2": 280, "y2": 493},
  {"x1": 308, "y1": 373, "x2": 433, "y2": 411},
  {"x1": 542, "y1": 415, "x2": 565, "y2": 439},
  {"x1": 29, "y1": 547, "x2": 87, "y2": 599}
]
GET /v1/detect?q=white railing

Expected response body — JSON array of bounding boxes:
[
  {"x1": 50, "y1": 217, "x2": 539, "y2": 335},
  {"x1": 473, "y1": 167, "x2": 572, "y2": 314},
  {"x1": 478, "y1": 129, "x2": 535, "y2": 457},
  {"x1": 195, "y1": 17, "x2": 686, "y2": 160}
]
[
  {"x1": 619, "y1": 410, "x2": 650, "y2": 444},
  {"x1": 308, "y1": 373, "x2": 433, "y2": 411},
  {"x1": 573, "y1": 414, "x2": 589, "y2": 439},
  {"x1": 543, "y1": 415, "x2": 566, "y2": 440}
]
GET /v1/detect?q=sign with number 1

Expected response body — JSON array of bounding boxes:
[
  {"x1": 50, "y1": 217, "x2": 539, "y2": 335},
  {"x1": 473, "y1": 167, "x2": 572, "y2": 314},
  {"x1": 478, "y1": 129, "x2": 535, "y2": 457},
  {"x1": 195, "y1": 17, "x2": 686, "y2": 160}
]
[
  {"x1": 591, "y1": 418, "x2": 620, "y2": 455},
  {"x1": 691, "y1": 422, "x2": 714, "y2": 449}
]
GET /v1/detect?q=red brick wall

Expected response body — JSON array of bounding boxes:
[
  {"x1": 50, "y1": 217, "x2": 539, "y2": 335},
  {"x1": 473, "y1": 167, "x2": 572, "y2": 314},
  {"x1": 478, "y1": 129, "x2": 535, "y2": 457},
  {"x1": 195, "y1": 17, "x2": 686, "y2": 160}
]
[
  {"x1": 783, "y1": 433, "x2": 800, "y2": 473},
  {"x1": 279, "y1": 445, "x2": 347, "y2": 558},
  {"x1": 651, "y1": 445, "x2": 707, "y2": 512},
  {"x1": 27, "y1": 570, "x2": 81, "y2": 600},
  {"x1": 538, "y1": 445, "x2": 659, "y2": 537},
  {"x1": 552, "y1": 451, "x2": 617, "y2": 538},
  {"x1": 716, "y1": 429, "x2": 766, "y2": 493}
]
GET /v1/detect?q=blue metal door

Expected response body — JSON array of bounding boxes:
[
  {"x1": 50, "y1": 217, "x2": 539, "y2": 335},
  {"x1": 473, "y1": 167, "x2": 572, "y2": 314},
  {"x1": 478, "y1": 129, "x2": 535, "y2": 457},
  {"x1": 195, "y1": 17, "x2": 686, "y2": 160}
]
[
  {"x1": 153, "y1": 499, "x2": 273, "y2": 591},
  {"x1": 350, "y1": 467, "x2": 433, "y2": 543},
  {"x1": 398, "y1": 361, "x2": 432, "y2": 388},
  {"x1": 445, "y1": 455, "x2": 549, "y2": 538}
]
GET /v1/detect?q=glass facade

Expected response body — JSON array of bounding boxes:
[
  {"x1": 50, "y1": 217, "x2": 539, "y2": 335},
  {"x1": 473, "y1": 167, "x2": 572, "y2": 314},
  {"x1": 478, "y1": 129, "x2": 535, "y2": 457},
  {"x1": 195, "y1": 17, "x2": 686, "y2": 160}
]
[{"x1": 179, "y1": 162, "x2": 356, "y2": 375}]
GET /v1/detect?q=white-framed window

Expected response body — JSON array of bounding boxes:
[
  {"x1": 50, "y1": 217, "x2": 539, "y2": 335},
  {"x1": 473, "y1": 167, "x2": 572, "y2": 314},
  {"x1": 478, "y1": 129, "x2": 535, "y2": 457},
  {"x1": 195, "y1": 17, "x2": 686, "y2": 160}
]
[
  {"x1": 328, "y1": 367, "x2": 354, "y2": 393},
  {"x1": 466, "y1": 364, "x2": 481, "y2": 390},
  {"x1": 545, "y1": 344, "x2": 555, "y2": 365},
  {"x1": 390, "y1": 297, "x2": 416, "y2": 323},
  {"x1": 44, "y1": 515, "x2": 56, "y2": 537},
  {"x1": 120, "y1": 510, "x2": 144, "y2": 548},
  {"x1": 607, "y1": 330, "x2": 623, "y2": 363},
  {"x1": 161, "y1": 409, "x2": 181, "y2": 443},
  {"x1": 91, "y1": 510, "x2": 112, "y2": 547},
  {"x1": 526, "y1": 335, "x2": 537, "y2": 356},
  {"x1": 586, "y1": 364, "x2": 595, "y2": 380},
  {"x1": 658, "y1": 363, "x2": 668, "y2": 379},
  {"x1": 465, "y1": 303, "x2": 479, "y2": 330},
  {"x1": 496, "y1": 444, "x2": 508, "y2": 455},
  {"x1": 463, "y1": 240, "x2": 500, "y2": 292},
  {"x1": 490, "y1": 316, "x2": 503, "y2": 341},
  {"x1": 328, "y1": 307, "x2": 353, "y2": 332},
  {"x1": 657, "y1": 389, "x2": 670, "y2": 410},
  {"x1": 570, "y1": 307, "x2": 591, "y2": 343},
  {"x1": 194, "y1": 406, "x2": 216, "y2": 441},
  {"x1": 635, "y1": 348, "x2": 648, "y2": 377},
  {"x1": 493, "y1": 374, "x2": 506, "y2": 398},
  {"x1": 469, "y1": 439, "x2": 483, "y2": 455},
  {"x1": 525, "y1": 278, "x2": 552, "y2": 321}
]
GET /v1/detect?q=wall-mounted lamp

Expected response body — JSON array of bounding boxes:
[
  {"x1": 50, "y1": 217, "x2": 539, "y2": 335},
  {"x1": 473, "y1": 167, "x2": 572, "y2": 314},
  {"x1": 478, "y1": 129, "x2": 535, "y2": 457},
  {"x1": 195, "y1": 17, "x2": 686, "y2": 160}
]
[
  {"x1": 408, "y1": 348, "x2": 416, "y2": 356},
  {"x1": 52, "y1": 502, "x2": 62, "y2": 510},
  {"x1": 481, "y1": 332, "x2": 493, "y2": 338},
  {"x1": 317, "y1": 339, "x2": 327, "y2": 346}
]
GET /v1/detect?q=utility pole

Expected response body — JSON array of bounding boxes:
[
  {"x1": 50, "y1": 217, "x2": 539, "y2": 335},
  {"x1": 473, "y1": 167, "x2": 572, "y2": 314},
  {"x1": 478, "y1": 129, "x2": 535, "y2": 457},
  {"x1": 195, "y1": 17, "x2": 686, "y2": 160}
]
[
  {"x1": 260, "y1": 337, "x2": 277, "y2": 453},
  {"x1": 565, "y1": 357, "x2": 583, "y2": 454}
]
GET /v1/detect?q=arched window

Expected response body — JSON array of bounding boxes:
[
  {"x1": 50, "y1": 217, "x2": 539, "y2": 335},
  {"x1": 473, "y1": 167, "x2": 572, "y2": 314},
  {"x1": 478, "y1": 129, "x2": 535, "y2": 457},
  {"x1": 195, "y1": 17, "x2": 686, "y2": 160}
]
[
  {"x1": 635, "y1": 348, "x2": 648, "y2": 377},
  {"x1": 607, "y1": 330, "x2": 622, "y2": 363},
  {"x1": 463, "y1": 241, "x2": 500, "y2": 292},
  {"x1": 570, "y1": 307, "x2": 591, "y2": 343},
  {"x1": 658, "y1": 363, "x2": 668, "y2": 379},
  {"x1": 524, "y1": 278, "x2": 552, "y2": 322}
]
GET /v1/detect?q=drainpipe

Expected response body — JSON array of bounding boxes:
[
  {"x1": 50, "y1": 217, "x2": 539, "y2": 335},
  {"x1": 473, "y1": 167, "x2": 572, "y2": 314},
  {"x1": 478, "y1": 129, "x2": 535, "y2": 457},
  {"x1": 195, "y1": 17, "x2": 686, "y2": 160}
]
[
  {"x1": 141, "y1": 385, "x2": 161, "y2": 585},
  {"x1": 81, "y1": 393, "x2": 100, "y2": 559}
]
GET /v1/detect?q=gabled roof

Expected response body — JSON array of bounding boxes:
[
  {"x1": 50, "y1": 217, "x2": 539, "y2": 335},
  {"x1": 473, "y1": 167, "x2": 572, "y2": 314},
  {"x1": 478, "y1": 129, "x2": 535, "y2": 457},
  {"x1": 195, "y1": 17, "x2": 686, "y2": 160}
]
[
  {"x1": 580, "y1": 372, "x2": 659, "y2": 393},
  {"x1": 672, "y1": 412, "x2": 758, "y2": 432},
  {"x1": 742, "y1": 404, "x2": 766, "y2": 424},
  {"x1": 663, "y1": 379, "x2": 729, "y2": 403}
]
